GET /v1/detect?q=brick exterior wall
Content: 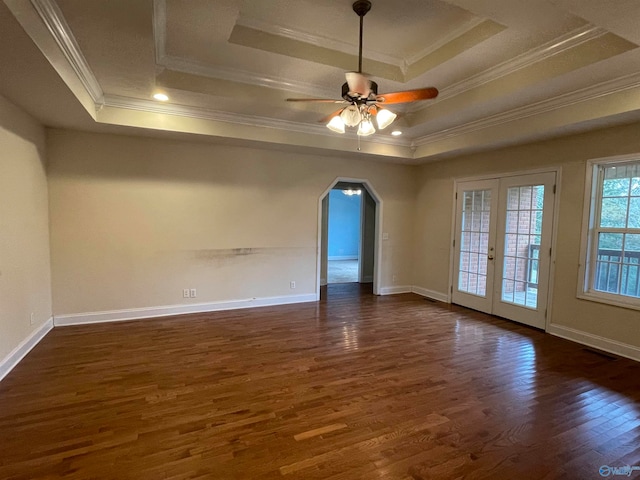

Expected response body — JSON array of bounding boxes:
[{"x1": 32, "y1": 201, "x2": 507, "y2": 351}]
[{"x1": 459, "y1": 186, "x2": 542, "y2": 297}]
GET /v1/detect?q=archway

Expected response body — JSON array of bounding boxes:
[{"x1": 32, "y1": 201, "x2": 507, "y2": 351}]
[{"x1": 317, "y1": 177, "x2": 382, "y2": 297}]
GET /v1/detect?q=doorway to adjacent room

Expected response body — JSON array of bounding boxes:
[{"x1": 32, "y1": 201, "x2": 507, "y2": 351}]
[{"x1": 318, "y1": 179, "x2": 380, "y2": 297}]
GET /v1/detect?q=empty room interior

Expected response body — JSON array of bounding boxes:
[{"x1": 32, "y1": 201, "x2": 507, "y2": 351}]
[{"x1": 1, "y1": 0, "x2": 640, "y2": 478}]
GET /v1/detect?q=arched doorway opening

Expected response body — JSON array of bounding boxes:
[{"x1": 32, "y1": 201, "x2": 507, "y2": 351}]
[{"x1": 317, "y1": 178, "x2": 382, "y2": 298}]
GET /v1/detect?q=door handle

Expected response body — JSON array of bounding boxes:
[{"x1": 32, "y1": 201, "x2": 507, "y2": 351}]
[{"x1": 488, "y1": 255, "x2": 494, "y2": 260}]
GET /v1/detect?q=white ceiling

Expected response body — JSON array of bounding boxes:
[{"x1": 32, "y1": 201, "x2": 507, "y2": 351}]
[{"x1": 2, "y1": 0, "x2": 640, "y2": 163}]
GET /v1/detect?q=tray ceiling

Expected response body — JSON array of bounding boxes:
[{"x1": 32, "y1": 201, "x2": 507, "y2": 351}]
[{"x1": 2, "y1": 0, "x2": 640, "y2": 162}]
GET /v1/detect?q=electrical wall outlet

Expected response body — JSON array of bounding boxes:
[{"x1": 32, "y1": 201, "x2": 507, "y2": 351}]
[
  {"x1": 392, "y1": 274, "x2": 397, "y2": 283},
  {"x1": 190, "y1": 288, "x2": 197, "y2": 298},
  {"x1": 183, "y1": 288, "x2": 190, "y2": 298},
  {"x1": 290, "y1": 281, "x2": 296, "y2": 289},
  {"x1": 30, "y1": 312, "x2": 35, "y2": 326}
]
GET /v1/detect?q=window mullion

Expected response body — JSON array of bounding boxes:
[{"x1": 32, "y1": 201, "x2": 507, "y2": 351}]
[
  {"x1": 618, "y1": 233, "x2": 626, "y2": 295},
  {"x1": 599, "y1": 227, "x2": 634, "y2": 234}
]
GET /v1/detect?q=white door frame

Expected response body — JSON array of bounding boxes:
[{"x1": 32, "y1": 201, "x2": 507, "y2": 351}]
[
  {"x1": 449, "y1": 167, "x2": 562, "y2": 331},
  {"x1": 317, "y1": 177, "x2": 383, "y2": 297}
]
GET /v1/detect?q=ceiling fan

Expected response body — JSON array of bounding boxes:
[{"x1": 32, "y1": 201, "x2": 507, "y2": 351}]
[{"x1": 286, "y1": 0, "x2": 439, "y2": 136}]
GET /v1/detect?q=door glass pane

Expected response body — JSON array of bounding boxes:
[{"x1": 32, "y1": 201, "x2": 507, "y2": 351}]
[
  {"x1": 501, "y1": 185, "x2": 544, "y2": 309},
  {"x1": 458, "y1": 189, "x2": 491, "y2": 296}
]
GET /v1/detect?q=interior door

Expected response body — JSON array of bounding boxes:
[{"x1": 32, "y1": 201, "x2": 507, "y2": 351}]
[{"x1": 452, "y1": 172, "x2": 556, "y2": 329}]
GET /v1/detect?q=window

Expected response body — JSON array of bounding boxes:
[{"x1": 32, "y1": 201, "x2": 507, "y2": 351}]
[{"x1": 580, "y1": 156, "x2": 640, "y2": 309}]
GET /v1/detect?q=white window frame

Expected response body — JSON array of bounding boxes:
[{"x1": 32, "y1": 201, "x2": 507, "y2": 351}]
[{"x1": 578, "y1": 153, "x2": 640, "y2": 311}]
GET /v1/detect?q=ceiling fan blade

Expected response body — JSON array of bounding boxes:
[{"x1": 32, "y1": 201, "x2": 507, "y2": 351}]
[
  {"x1": 345, "y1": 72, "x2": 371, "y2": 97},
  {"x1": 286, "y1": 98, "x2": 348, "y2": 103},
  {"x1": 375, "y1": 87, "x2": 439, "y2": 104}
]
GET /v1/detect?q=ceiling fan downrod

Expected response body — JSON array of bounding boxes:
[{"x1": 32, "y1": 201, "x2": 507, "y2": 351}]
[{"x1": 352, "y1": 0, "x2": 371, "y2": 73}]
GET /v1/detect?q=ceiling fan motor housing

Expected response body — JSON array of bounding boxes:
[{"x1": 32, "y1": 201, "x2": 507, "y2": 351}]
[{"x1": 342, "y1": 81, "x2": 378, "y2": 102}]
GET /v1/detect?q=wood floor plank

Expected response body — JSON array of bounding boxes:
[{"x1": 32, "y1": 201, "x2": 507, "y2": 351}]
[
  {"x1": 293, "y1": 423, "x2": 348, "y2": 441},
  {"x1": 1, "y1": 283, "x2": 639, "y2": 479}
]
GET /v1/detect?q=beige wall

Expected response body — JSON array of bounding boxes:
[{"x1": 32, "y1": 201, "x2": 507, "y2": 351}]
[
  {"x1": 47, "y1": 129, "x2": 417, "y2": 316},
  {"x1": 414, "y1": 121, "x2": 640, "y2": 351},
  {"x1": 0, "y1": 94, "x2": 52, "y2": 362},
  {"x1": 4, "y1": 104, "x2": 639, "y2": 369}
]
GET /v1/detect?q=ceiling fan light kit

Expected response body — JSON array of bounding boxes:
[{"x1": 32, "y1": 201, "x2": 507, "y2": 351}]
[
  {"x1": 341, "y1": 104, "x2": 362, "y2": 127},
  {"x1": 286, "y1": 0, "x2": 438, "y2": 140},
  {"x1": 376, "y1": 108, "x2": 397, "y2": 130},
  {"x1": 357, "y1": 117, "x2": 376, "y2": 136},
  {"x1": 327, "y1": 115, "x2": 346, "y2": 133}
]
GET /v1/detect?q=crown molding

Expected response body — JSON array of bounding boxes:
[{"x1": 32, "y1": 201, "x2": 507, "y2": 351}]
[
  {"x1": 19, "y1": 0, "x2": 640, "y2": 157},
  {"x1": 413, "y1": 71, "x2": 640, "y2": 146},
  {"x1": 153, "y1": 0, "x2": 493, "y2": 94},
  {"x1": 30, "y1": 0, "x2": 104, "y2": 104},
  {"x1": 235, "y1": 15, "x2": 403, "y2": 69},
  {"x1": 21, "y1": 0, "x2": 410, "y2": 148},
  {"x1": 152, "y1": 0, "x2": 335, "y2": 99},
  {"x1": 160, "y1": 55, "x2": 338, "y2": 100},
  {"x1": 154, "y1": 0, "x2": 607, "y2": 118},
  {"x1": 102, "y1": 95, "x2": 411, "y2": 147},
  {"x1": 412, "y1": 24, "x2": 607, "y2": 110},
  {"x1": 404, "y1": 17, "x2": 487, "y2": 67},
  {"x1": 232, "y1": 14, "x2": 493, "y2": 81}
]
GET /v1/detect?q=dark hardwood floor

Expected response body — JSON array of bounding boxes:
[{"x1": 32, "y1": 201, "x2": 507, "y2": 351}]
[{"x1": 1, "y1": 284, "x2": 639, "y2": 479}]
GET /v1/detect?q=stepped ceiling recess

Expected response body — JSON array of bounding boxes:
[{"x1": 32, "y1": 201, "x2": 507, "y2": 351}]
[{"x1": 2, "y1": 0, "x2": 640, "y2": 163}]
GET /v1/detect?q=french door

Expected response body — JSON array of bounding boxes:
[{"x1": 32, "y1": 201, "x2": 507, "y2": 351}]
[{"x1": 452, "y1": 172, "x2": 556, "y2": 329}]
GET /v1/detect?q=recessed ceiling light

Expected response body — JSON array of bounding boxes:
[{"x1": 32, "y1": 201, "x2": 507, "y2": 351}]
[
  {"x1": 153, "y1": 93, "x2": 169, "y2": 102},
  {"x1": 391, "y1": 130, "x2": 402, "y2": 136}
]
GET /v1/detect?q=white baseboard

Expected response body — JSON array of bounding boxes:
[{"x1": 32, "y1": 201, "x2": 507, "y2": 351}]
[
  {"x1": 380, "y1": 285, "x2": 450, "y2": 299},
  {"x1": 328, "y1": 256, "x2": 358, "y2": 261},
  {"x1": 0, "y1": 317, "x2": 54, "y2": 382},
  {"x1": 54, "y1": 293, "x2": 318, "y2": 327},
  {"x1": 411, "y1": 286, "x2": 449, "y2": 303},
  {"x1": 379, "y1": 285, "x2": 412, "y2": 295},
  {"x1": 548, "y1": 323, "x2": 640, "y2": 362}
]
